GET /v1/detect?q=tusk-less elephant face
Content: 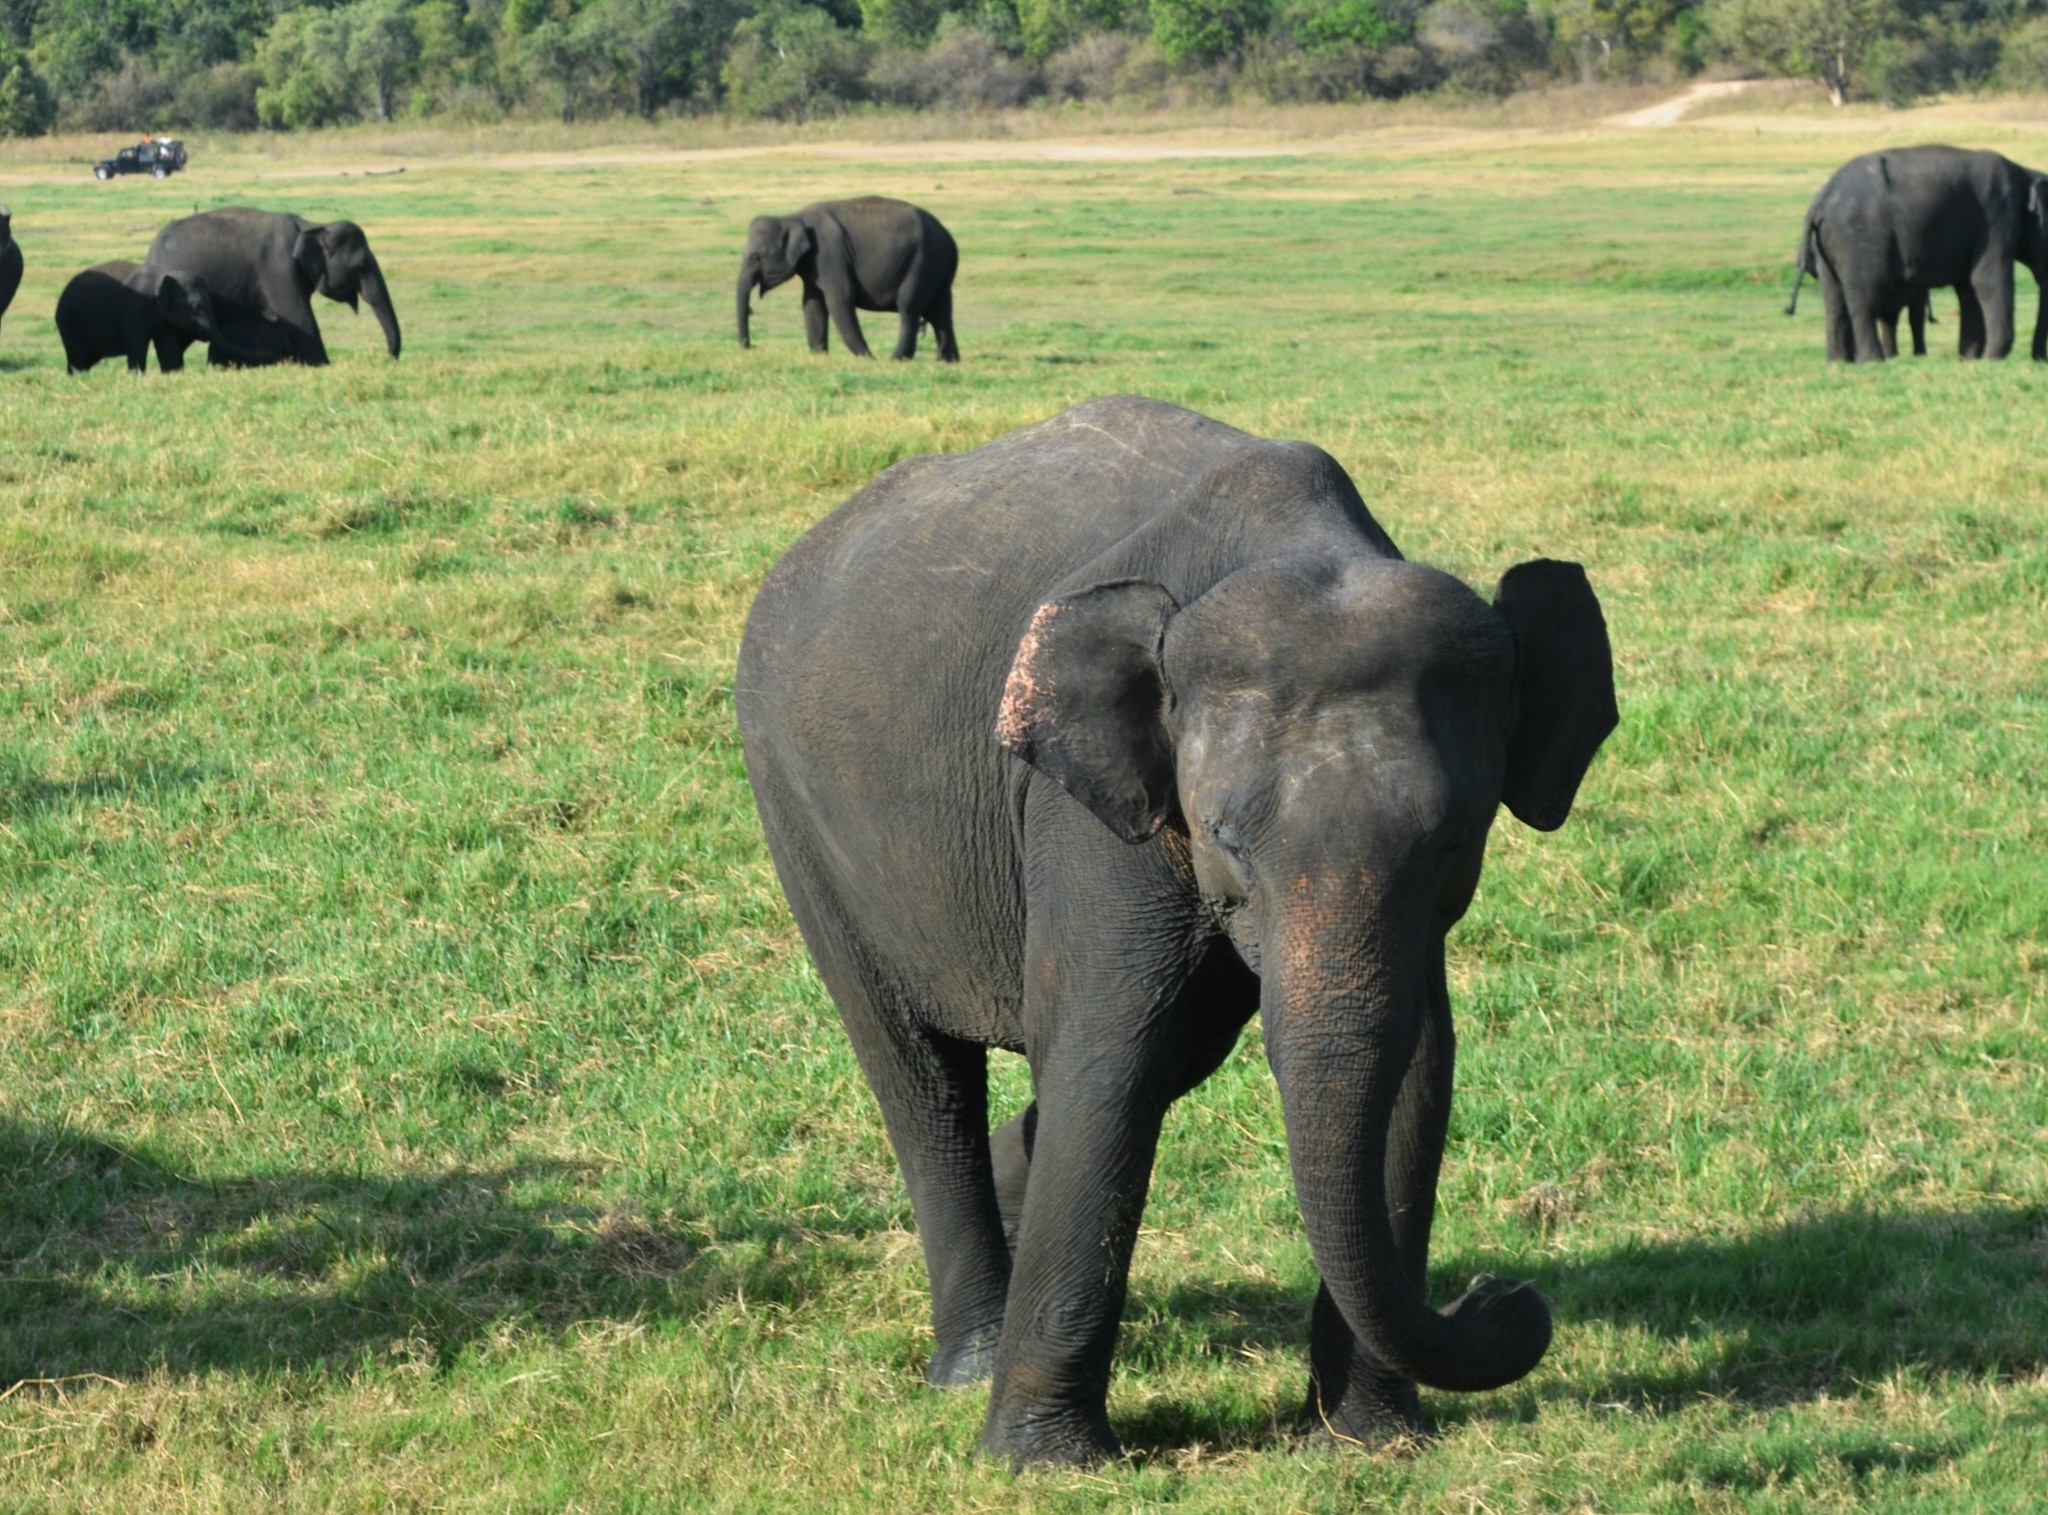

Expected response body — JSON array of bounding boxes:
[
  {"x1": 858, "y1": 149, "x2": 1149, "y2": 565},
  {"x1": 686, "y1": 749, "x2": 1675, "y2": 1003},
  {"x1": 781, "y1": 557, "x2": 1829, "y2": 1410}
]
[
  {"x1": 997, "y1": 554, "x2": 1617, "y2": 1400},
  {"x1": 293, "y1": 219, "x2": 402, "y2": 358}
]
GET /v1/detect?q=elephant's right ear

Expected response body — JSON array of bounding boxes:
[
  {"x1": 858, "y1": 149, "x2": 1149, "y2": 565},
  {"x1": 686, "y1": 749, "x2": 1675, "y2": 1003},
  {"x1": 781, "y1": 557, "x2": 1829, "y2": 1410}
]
[
  {"x1": 293, "y1": 225, "x2": 328, "y2": 286},
  {"x1": 1494, "y1": 559, "x2": 1618, "y2": 832},
  {"x1": 781, "y1": 221, "x2": 815, "y2": 267},
  {"x1": 996, "y1": 580, "x2": 1179, "y2": 844}
]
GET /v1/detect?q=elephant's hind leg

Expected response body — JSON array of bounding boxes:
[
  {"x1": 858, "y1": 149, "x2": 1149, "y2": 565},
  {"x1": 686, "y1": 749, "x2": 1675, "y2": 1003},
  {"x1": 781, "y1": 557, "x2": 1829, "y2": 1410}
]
[
  {"x1": 892, "y1": 301, "x2": 920, "y2": 361},
  {"x1": 1957, "y1": 286, "x2": 1987, "y2": 358},
  {"x1": 1819, "y1": 265, "x2": 1855, "y2": 361},
  {"x1": 927, "y1": 289, "x2": 960, "y2": 363}
]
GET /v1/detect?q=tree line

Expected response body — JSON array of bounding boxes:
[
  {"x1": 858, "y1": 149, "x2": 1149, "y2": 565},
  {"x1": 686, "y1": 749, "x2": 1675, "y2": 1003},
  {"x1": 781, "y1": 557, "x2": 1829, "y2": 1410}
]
[{"x1": 4, "y1": 0, "x2": 2048, "y2": 136}]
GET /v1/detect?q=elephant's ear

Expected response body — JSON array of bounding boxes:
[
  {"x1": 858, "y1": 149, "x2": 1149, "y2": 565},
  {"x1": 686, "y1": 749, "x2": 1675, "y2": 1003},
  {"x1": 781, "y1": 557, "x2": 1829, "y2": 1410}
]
[
  {"x1": 1494, "y1": 559, "x2": 1617, "y2": 832},
  {"x1": 292, "y1": 225, "x2": 329, "y2": 287},
  {"x1": 996, "y1": 579, "x2": 1179, "y2": 844},
  {"x1": 2030, "y1": 176, "x2": 2048, "y2": 230},
  {"x1": 780, "y1": 221, "x2": 815, "y2": 268}
]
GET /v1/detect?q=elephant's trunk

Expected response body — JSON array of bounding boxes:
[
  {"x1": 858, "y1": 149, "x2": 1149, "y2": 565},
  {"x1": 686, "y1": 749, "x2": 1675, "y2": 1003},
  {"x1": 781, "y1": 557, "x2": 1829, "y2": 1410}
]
[
  {"x1": 738, "y1": 262, "x2": 759, "y2": 348},
  {"x1": 359, "y1": 265, "x2": 401, "y2": 359},
  {"x1": 1264, "y1": 894, "x2": 1550, "y2": 1397}
]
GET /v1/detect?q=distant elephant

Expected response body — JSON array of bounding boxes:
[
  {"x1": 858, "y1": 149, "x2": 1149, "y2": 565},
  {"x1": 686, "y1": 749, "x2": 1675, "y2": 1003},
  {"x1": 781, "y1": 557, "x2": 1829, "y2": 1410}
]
[
  {"x1": 209, "y1": 312, "x2": 297, "y2": 368},
  {"x1": 736, "y1": 396, "x2": 1618, "y2": 1466},
  {"x1": 1788, "y1": 145, "x2": 2047, "y2": 361},
  {"x1": 55, "y1": 261, "x2": 261, "y2": 373},
  {"x1": 1788, "y1": 197, "x2": 1936, "y2": 357},
  {"x1": 737, "y1": 197, "x2": 959, "y2": 362},
  {"x1": 0, "y1": 206, "x2": 21, "y2": 335},
  {"x1": 148, "y1": 207, "x2": 402, "y2": 367}
]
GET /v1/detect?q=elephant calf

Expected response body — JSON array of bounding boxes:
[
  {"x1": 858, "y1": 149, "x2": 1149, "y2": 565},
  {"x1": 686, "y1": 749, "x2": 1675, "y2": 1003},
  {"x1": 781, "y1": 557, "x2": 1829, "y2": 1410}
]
[
  {"x1": 737, "y1": 196, "x2": 959, "y2": 362},
  {"x1": 737, "y1": 396, "x2": 1619, "y2": 1466},
  {"x1": 209, "y1": 313, "x2": 298, "y2": 368},
  {"x1": 55, "y1": 261, "x2": 257, "y2": 373}
]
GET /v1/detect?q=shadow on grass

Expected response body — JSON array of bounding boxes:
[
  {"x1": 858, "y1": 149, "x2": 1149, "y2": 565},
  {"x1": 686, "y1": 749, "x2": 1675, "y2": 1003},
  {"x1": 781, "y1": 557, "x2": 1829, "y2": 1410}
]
[
  {"x1": 0, "y1": 1118, "x2": 881, "y2": 1386},
  {"x1": 1115, "y1": 1203, "x2": 2046, "y2": 1453},
  {"x1": 0, "y1": 764, "x2": 207, "y2": 818}
]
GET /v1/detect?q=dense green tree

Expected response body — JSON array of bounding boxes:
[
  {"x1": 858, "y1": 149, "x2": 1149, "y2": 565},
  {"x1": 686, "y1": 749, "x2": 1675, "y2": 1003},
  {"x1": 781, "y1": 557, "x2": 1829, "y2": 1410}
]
[
  {"x1": 1149, "y1": 0, "x2": 1271, "y2": 62},
  {"x1": 0, "y1": 39, "x2": 55, "y2": 133},
  {"x1": 720, "y1": 1, "x2": 868, "y2": 116}
]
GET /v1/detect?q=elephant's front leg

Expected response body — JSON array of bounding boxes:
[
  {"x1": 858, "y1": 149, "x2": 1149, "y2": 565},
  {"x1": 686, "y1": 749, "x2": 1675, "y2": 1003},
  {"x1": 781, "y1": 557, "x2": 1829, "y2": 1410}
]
[
  {"x1": 980, "y1": 1038, "x2": 1171, "y2": 1466},
  {"x1": 823, "y1": 282, "x2": 874, "y2": 357},
  {"x1": 801, "y1": 279, "x2": 830, "y2": 353},
  {"x1": 1301, "y1": 936, "x2": 1453, "y2": 1446}
]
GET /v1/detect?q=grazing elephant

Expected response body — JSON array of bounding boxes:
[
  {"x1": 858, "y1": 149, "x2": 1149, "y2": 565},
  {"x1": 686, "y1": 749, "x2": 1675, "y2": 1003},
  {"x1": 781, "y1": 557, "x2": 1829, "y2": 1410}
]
[
  {"x1": 1788, "y1": 145, "x2": 2047, "y2": 361},
  {"x1": 736, "y1": 197, "x2": 959, "y2": 361},
  {"x1": 0, "y1": 206, "x2": 21, "y2": 335},
  {"x1": 209, "y1": 312, "x2": 297, "y2": 368},
  {"x1": 55, "y1": 261, "x2": 260, "y2": 373},
  {"x1": 148, "y1": 207, "x2": 402, "y2": 367},
  {"x1": 1789, "y1": 205, "x2": 1937, "y2": 358},
  {"x1": 736, "y1": 396, "x2": 1618, "y2": 1466}
]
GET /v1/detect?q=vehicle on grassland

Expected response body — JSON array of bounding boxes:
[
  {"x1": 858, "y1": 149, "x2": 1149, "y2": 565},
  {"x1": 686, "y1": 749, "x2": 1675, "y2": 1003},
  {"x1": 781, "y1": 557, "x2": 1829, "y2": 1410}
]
[{"x1": 94, "y1": 138, "x2": 188, "y2": 181}]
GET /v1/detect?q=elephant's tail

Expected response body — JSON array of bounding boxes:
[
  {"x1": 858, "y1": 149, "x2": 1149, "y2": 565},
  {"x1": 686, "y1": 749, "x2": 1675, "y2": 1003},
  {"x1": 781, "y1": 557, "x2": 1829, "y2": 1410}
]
[{"x1": 1786, "y1": 219, "x2": 1818, "y2": 316}]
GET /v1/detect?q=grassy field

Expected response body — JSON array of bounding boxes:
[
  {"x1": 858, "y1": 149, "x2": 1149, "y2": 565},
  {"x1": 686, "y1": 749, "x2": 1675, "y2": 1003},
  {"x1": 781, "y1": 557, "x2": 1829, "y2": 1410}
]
[{"x1": 1, "y1": 102, "x2": 2044, "y2": 1511}]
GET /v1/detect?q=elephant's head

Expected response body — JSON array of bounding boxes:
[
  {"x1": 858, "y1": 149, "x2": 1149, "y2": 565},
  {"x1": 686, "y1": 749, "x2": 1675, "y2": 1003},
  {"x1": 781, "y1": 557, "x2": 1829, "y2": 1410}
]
[
  {"x1": 292, "y1": 219, "x2": 401, "y2": 358},
  {"x1": 157, "y1": 272, "x2": 228, "y2": 345},
  {"x1": 996, "y1": 554, "x2": 1616, "y2": 1396},
  {"x1": 737, "y1": 215, "x2": 815, "y2": 348}
]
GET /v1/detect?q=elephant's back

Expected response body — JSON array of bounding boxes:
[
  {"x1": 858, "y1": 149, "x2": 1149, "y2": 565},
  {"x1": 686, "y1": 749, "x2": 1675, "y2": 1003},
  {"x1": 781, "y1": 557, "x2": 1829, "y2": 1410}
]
[{"x1": 150, "y1": 209, "x2": 292, "y2": 308}]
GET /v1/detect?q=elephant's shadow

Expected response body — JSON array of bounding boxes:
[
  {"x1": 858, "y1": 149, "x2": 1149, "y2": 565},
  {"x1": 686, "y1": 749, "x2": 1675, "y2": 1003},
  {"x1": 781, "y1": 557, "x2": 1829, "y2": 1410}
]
[
  {"x1": 0, "y1": 1117, "x2": 887, "y2": 1385},
  {"x1": 5, "y1": 1114, "x2": 2039, "y2": 1455},
  {"x1": 1113, "y1": 1203, "x2": 2047, "y2": 1454}
]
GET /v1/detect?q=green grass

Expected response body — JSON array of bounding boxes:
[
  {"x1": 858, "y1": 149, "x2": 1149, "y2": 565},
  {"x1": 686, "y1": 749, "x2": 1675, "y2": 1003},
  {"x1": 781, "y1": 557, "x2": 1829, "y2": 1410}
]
[{"x1": 1, "y1": 109, "x2": 2044, "y2": 1511}]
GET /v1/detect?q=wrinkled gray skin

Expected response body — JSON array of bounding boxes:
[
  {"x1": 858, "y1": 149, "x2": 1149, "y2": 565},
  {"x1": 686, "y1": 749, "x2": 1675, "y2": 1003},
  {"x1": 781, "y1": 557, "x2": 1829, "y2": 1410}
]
[
  {"x1": 209, "y1": 312, "x2": 298, "y2": 368},
  {"x1": 737, "y1": 196, "x2": 958, "y2": 361},
  {"x1": 736, "y1": 397, "x2": 1618, "y2": 1467},
  {"x1": 149, "y1": 207, "x2": 402, "y2": 367},
  {"x1": 0, "y1": 206, "x2": 21, "y2": 335},
  {"x1": 1787, "y1": 145, "x2": 2048, "y2": 361},
  {"x1": 55, "y1": 261, "x2": 262, "y2": 373}
]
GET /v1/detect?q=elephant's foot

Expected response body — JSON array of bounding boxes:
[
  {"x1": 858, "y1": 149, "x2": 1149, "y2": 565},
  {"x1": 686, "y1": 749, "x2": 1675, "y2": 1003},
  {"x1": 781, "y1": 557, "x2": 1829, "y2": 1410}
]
[
  {"x1": 980, "y1": 1402, "x2": 1121, "y2": 1468},
  {"x1": 925, "y1": 1328, "x2": 1001, "y2": 1388},
  {"x1": 1297, "y1": 1370, "x2": 1432, "y2": 1450}
]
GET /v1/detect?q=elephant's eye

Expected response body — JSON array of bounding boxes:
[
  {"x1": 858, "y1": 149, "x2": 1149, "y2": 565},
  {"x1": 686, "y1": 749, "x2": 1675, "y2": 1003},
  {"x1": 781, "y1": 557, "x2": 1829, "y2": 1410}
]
[{"x1": 1204, "y1": 818, "x2": 1248, "y2": 859}]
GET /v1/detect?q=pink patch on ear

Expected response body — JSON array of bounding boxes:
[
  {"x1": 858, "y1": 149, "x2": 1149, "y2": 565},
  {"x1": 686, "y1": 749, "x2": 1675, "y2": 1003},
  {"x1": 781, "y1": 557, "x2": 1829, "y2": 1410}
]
[{"x1": 996, "y1": 600, "x2": 1062, "y2": 750}]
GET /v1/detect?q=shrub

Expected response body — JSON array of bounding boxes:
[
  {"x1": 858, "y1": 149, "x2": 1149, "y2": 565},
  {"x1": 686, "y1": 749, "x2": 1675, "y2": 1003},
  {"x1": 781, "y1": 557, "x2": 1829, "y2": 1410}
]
[
  {"x1": 1043, "y1": 28, "x2": 1135, "y2": 97},
  {"x1": 721, "y1": 3, "x2": 871, "y2": 119},
  {"x1": 60, "y1": 57, "x2": 177, "y2": 132},
  {"x1": 172, "y1": 62, "x2": 263, "y2": 130},
  {"x1": 0, "y1": 47, "x2": 56, "y2": 137}
]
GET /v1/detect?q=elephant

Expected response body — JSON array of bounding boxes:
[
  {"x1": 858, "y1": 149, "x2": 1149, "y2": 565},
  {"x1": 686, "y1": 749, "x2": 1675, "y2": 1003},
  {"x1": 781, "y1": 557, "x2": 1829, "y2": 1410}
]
[
  {"x1": 208, "y1": 312, "x2": 298, "y2": 368},
  {"x1": 55, "y1": 261, "x2": 262, "y2": 373},
  {"x1": 1787, "y1": 145, "x2": 2047, "y2": 361},
  {"x1": 148, "y1": 207, "x2": 401, "y2": 367},
  {"x1": 737, "y1": 196, "x2": 959, "y2": 362},
  {"x1": 735, "y1": 396, "x2": 1619, "y2": 1467},
  {"x1": 0, "y1": 206, "x2": 21, "y2": 335}
]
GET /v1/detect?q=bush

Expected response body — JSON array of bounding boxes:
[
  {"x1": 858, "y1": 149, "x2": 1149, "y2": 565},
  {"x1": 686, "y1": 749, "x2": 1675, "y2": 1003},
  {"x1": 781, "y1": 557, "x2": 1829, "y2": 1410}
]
[
  {"x1": 60, "y1": 57, "x2": 177, "y2": 132},
  {"x1": 172, "y1": 62, "x2": 263, "y2": 131},
  {"x1": 877, "y1": 22, "x2": 1040, "y2": 107},
  {"x1": 1043, "y1": 28, "x2": 1135, "y2": 97},
  {"x1": 1240, "y1": 32, "x2": 1435, "y2": 99}
]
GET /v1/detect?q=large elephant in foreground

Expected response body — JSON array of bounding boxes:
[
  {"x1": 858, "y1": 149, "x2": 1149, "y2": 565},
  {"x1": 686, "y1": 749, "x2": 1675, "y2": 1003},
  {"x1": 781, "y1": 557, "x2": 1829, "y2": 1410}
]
[
  {"x1": 1789, "y1": 145, "x2": 2047, "y2": 361},
  {"x1": 736, "y1": 196, "x2": 958, "y2": 361},
  {"x1": 0, "y1": 206, "x2": 21, "y2": 335},
  {"x1": 149, "y1": 207, "x2": 401, "y2": 366},
  {"x1": 736, "y1": 397, "x2": 1618, "y2": 1466},
  {"x1": 55, "y1": 261, "x2": 261, "y2": 373}
]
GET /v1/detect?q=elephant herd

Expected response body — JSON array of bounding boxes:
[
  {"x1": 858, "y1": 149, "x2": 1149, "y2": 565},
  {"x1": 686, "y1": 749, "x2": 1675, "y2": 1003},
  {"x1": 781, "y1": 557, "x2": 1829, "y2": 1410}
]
[
  {"x1": 0, "y1": 205, "x2": 401, "y2": 373},
  {"x1": 0, "y1": 141, "x2": 2021, "y2": 1473}
]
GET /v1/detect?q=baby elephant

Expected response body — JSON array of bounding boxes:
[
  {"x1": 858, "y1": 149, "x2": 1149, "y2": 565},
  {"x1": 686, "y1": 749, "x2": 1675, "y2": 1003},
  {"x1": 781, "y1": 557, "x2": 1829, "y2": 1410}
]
[
  {"x1": 56, "y1": 261, "x2": 253, "y2": 373},
  {"x1": 209, "y1": 313, "x2": 298, "y2": 368},
  {"x1": 737, "y1": 196, "x2": 959, "y2": 362}
]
